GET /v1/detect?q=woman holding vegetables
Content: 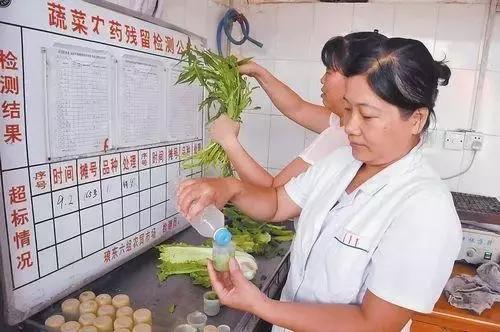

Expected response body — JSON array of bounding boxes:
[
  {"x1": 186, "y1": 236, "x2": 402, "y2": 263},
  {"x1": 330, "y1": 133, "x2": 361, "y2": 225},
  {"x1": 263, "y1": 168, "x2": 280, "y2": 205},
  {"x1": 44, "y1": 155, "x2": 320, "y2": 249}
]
[
  {"x1": 177, "y1": 37, "x2": 461, "y2": 331},
  {"x1": 209, "y1": 31, "x2": 387, "y2": 187}
]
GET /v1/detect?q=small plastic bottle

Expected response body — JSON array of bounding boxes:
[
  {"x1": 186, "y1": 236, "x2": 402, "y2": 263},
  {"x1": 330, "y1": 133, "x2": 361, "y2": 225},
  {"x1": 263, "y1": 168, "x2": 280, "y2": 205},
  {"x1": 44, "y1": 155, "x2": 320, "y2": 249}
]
[
  {"x1": 191, "y1": 205, "x2": 235, "y2": 272},
  {"x1": 212, "y1": 228, "x2": 235, "y2": 272},
  {"x1": 190, "y1": 205, "x2": 225, "y2": 237}
]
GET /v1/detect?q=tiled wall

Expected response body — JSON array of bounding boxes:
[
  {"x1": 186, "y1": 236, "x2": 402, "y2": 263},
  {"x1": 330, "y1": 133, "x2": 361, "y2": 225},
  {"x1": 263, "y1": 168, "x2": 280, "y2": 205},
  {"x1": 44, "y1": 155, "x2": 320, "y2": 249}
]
[{"x1": 231, "y1": 1, "x2": 500, "y2": 197}]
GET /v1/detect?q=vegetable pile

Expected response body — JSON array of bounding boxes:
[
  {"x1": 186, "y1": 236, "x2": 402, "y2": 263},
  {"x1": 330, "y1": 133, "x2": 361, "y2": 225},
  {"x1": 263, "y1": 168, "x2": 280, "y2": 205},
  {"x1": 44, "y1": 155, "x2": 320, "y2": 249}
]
[
  {"x1": 176, "y1": 44, "x2": 257, "y2": 176},
  {"x1": 157, "y1": 243, "x2": 258, "y2": 288},
  {"x1": 219, "y1": 206, "x2": 294, "y2": 258}
]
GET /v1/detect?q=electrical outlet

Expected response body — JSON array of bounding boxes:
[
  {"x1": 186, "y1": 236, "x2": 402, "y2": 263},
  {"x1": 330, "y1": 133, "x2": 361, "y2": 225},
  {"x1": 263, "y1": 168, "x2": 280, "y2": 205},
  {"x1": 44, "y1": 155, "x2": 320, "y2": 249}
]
[
  {"x1": 464, "y1": 131, "x2": 483, "y2": 150},
  {"x1": 444, "y1": 130, "x2": 465, "y2": 150}
]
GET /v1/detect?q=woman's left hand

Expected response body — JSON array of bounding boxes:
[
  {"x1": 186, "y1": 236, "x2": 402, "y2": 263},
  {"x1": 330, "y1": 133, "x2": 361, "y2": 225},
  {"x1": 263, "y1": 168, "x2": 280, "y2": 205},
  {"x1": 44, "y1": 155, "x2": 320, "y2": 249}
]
[{"x1": 207, "y1": 257, "x2": 269, "y2": 314}]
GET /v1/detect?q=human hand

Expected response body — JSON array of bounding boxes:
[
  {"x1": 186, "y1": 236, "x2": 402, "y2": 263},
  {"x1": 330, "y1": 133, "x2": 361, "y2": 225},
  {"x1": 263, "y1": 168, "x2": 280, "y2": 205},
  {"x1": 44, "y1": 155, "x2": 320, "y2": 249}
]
[
  {"x1": 177, "y1": 177, "x2": 237, "y2": 220},
  {"x1": 238, "y1": 61, "x2": 263, "y2": 78},
  {"x1": 209, "y1": 114, "x2": 240, "y2": 148},
  {"x1": 207, "y1": 258, "x2": 268, "y2": 314}
]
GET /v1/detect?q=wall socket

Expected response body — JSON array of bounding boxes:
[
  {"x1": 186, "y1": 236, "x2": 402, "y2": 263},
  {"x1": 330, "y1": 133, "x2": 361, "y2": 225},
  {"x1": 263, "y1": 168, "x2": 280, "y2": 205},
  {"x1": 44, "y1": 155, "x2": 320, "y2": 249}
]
[
  {"x1": 443, "y1": 130, "x2": 484, "y2": 151},
  {"x1": 464, "y1": 131, "x2": 483, "y2": 150},
  {"x1": 444, "y1": 130, "x2": 465, "y2": 150}
]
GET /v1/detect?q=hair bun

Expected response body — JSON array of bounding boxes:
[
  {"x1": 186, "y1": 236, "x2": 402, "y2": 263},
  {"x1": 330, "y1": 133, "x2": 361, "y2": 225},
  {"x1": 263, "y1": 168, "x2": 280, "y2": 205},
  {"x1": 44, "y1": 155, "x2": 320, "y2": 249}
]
[{"x1": 434, "y1": 60, "x2": 451, "y2": 86}]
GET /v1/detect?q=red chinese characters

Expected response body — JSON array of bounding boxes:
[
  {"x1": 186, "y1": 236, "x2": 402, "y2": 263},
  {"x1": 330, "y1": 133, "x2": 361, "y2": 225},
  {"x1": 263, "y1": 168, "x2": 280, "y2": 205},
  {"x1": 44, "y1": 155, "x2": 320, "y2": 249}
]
[
  {"x1": 139, "y1": 149, "x2": 150, "y2": 169},
  {"x1": 4, "y1": 124, "x2": 22, "y2": 144},
  {"x1": 0, "y1": 75, "x2": 19, "y2": 95},
  {"x1": 0, "y1": 50, "x2": 18, "y2": 70},
  {"x1": 153, "y1": 33, "x2": 163, "y2": 51},
  {"x1": 70, "y1": 9, "x2": 88, "y2": 35},
  {"x1": 125, "y1": 25, "x2": 138, "y2": 45},
  {"x1": 1, "y1": 48, "x2": 23, "y2": 146},
  {"x1": 91, "y1": 15, "x2": 105, "y2": 34},
  {"x1": 165, "y1": 36, "x2": 175, "y2": 54},
  {"x1": 10, "y1": 208, "x2": 29, "y2": 227},
  {"x1": 102, "y1": 228, "x2": 156, "y2": 264},
  {"x1": 101, "y1": 154, "x2": 121, "y2": 179},
  {"x1": 109, "y1": 20, "x2": 123, "y2": 42},
  {"x1": 46, "y1": 1, "x2": 189, "y2": 59},
  {"x1": 140, "y1": 29, "x2": 150, "y2": 49},
  {"x1": 35, "y1": 171, "x2": 47, "y2": 190},
  {"x1": 167, "y1": 145, "x2": 180, "y2": 163},
  {"x1": 78, "y1": 158, "x2": 100, "y2": 184},
  {"x1": 48, "y1": 2, "x2": 67, "y2": 30},
  {"x1": 51, "y1": 161, "x2": 77, "y2": 190},
  {"x1": 9, "y1": 185, "x2": 26, "y2": 204},
  {"x1": 121, "y1": 151, "x2": 138, "y2": 174},
  {"x1": 5, "y1": 172, "x2": 35, "y2": 278},
  {"x1": 2, "y1": 100, "x2": 21, "y2": 119}
]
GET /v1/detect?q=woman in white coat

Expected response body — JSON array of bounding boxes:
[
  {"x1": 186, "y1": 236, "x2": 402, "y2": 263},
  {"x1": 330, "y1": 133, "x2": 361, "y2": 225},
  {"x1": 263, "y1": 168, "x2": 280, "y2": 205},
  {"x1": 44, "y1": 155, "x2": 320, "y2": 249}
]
[{"x1": 178, "y1": 37, "x2": 462, "y2": 332}]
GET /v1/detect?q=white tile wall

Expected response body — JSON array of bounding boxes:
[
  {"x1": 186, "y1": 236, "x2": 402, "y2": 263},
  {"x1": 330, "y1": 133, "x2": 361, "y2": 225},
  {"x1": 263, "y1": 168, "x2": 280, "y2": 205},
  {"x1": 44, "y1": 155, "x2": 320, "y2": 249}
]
[
  {"x1": 352, "y1": 3, "x2": 395, "y2": 36},
  {"x1": 487, "y1": 14, "x2": 500, "y2": 71},
  {"x1": 434, "y1": 4, "x2": 488, "y2": 70},
  {"x1": 268, "y1": 116, "x2": 305, "y2": 169},
  {"x1": 206, "y1": 1, "x2": 228, "y2": 51},
  {"x1": 458, "y1": 135, "x2": 500, "y2": 197},
  {"x1": 393, "y1": 3, "x2": 438, "y2": 54},
  {"x1": 236, "y1": 4, "x2": 278, "y2": 59},
  {"x1": 434, "y1": 69, "x2": 477, "y2": 130},
  {"x1": 161, "y1": 0, "x2": 186, "y2": 29},
  {"x1": 272, "y1": 60, "x2": 313, "y2": 115},
  {"x1": 476, "y1": 70, "x2": 500, "y2": 136},
  {"x1": 275, "y1": 4, "x2": 314, "y2": 60},
  {"x1": 309, "y1": 3, "x2": 354, "y2": 60},
  {"x1": 185, "y1": 0, "x2": 208, "y2": 38},
  {"x1": 239, "y1": 113, "x2": 271, "y2": 167}
]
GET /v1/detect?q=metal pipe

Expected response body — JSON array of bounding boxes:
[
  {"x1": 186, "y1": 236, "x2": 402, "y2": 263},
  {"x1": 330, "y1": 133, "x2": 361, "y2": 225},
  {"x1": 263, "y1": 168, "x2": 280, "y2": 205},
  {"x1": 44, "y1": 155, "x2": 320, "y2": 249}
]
[{"x1": 470, "y1": 0, "x2": 499, "y2": 130}]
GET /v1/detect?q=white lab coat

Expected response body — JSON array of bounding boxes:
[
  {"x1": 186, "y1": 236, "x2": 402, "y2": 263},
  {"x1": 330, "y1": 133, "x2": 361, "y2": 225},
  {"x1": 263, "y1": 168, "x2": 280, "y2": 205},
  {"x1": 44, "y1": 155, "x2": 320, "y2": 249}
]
[{"x1": 272, "y1": 145, "x2": 462, "y2": 332}]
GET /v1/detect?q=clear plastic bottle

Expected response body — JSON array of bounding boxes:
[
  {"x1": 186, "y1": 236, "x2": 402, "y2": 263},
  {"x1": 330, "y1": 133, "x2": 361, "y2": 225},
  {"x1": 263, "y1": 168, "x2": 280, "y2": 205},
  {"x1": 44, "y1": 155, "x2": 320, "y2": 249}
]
[
  {"x1": 191, "y1": 205, "x2": 235, "y2": 272},
  {"x1": 190, "y1": 205, "x2": 225, "y2": 238}
]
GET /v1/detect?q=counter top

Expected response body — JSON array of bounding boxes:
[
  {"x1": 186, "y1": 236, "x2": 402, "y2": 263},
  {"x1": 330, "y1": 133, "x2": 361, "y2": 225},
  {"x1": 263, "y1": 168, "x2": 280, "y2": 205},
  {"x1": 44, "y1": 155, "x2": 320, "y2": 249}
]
[{"x1": 27, "y1": 227, "x2": 291, "y2": 332}]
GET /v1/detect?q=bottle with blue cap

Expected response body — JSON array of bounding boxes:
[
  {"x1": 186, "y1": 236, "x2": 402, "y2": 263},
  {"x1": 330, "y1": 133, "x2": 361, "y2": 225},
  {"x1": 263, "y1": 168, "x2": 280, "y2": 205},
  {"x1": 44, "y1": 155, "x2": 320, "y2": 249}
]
[{"x1": 191, "y1": 205, "x2": 235, "y2": 272}]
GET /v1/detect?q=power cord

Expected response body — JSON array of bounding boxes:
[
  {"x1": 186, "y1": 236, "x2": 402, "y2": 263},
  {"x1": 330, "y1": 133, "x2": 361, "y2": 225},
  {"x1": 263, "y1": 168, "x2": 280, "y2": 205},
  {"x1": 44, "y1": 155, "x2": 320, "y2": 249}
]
[{"x1": 442, "y1": 140, "x2": 482, "y2": 180}]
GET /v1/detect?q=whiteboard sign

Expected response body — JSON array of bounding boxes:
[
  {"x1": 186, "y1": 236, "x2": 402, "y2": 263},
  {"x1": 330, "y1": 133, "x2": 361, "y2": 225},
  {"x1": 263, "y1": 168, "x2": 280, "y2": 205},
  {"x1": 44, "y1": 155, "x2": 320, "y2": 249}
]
[{"x1": 0, "y1": 0, "x2": 205, "y2": 325}]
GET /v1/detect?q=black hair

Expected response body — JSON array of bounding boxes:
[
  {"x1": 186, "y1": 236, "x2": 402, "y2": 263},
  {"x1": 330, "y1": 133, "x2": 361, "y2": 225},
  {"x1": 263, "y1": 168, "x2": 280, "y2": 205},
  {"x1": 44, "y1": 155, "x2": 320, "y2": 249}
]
[
  {"x1": 345, "y1": 37, "x2": 451, "y2": 132},
  {"x1": 321, "y1": 31, "x2": 388, "y2": 75}
]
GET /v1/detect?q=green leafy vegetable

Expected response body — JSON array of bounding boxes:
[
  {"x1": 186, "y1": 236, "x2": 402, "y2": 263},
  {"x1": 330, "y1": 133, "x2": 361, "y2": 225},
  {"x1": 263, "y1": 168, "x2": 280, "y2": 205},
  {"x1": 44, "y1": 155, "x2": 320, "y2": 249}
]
[
  {"x1": 157, "y1": 243, "x2": 257, "y2": 288},
  {"x1": 176, "y1": 43, "x2": 258, "y2": 176},
  {"x1": 216, "y1": 205, "x2": 295, "y2": 258}
]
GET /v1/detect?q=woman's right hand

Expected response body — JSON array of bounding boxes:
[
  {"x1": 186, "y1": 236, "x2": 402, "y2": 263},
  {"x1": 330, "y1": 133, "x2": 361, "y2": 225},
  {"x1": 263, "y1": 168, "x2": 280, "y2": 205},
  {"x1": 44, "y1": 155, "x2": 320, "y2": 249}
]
[
  {"x1": 238, "y1": 61, "x2": 262, "y2": 78},
  {"x1": 209, "y1": 114, "x2": 240, "y2": 148},
  {"x1": 177, "y1": 178, "x2": 237, "y2": 220}
]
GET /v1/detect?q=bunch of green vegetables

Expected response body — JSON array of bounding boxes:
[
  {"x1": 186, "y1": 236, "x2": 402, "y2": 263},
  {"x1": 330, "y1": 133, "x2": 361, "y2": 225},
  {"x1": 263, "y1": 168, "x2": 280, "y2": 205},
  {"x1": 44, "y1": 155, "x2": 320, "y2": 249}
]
[
  {"x1": 221, "y1": 206, "x2": 295, "y2": 258},
  {"x1": 157, "y1": 243, "x2": 258, "y2": 288},
  {"x1": 176, "y1": 43, "x2": 257, "y2": 176}
]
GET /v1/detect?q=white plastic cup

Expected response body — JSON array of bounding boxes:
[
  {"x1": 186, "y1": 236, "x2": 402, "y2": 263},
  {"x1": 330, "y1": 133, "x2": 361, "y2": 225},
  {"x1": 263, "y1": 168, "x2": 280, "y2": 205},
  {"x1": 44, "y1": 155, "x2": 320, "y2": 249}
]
[
  {"x1": 174, "y1": 324, "x2": 197, "y2": 332},
  {"x1": 217, "y1": 325, "x2": 230, "y2": 332},
  {"x1": 203, "y1": 291, "x2": 220, "y2": 316},
  {"x1": 187, "y1": 310, "x2": 207, "y2": 331}
]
